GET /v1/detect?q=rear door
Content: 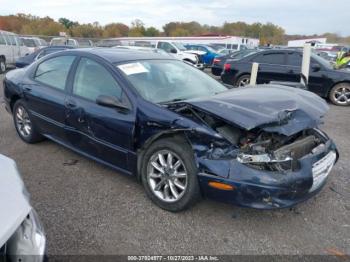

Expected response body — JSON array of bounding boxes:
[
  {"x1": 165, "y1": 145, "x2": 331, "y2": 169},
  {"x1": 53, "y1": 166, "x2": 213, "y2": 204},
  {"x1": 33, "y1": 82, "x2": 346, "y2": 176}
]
[
  {"x1": 65, "y1": 56, "x2": 135, "y2": 171},
  {"x1": 286, "y1": 51, "x2": 303, "y2": 82},
  {"x1": 25, "y1": 55, "x2": 77, "y2": 140},
  {"x1": 252, "y1": 52, "x2": 288, "y2": 83}
]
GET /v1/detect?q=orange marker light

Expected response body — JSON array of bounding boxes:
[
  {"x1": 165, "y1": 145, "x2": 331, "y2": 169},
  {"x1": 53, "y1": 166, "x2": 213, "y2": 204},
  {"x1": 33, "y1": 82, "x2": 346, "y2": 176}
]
[{"x1": 208, "y1": 181, "x2": 235, "y2": 191}]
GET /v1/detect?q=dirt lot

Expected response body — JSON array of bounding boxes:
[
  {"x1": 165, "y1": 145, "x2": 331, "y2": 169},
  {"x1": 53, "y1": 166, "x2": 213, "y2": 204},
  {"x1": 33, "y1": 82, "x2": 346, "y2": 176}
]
[{"x1": 0, "y1": 72, "x2": 349, "y2": 255}]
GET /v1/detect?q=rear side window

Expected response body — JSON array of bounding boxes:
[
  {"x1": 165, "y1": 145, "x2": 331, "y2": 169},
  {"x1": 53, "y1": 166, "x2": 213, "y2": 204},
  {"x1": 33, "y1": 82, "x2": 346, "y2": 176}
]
[
  {"x1": 254, "y1": 53, "x2": 285, "y2": 65},
  {"x1": 0, "y1": 33, "x2": 6, "y2": 45},
  {"x1": 287, "y1": 52, "x2": 302, "y2": 66},
  {"x1": 8, "y1": 35, "x2": 16, "y2": 45},
  {"x1": 3, "y1": 33, "x2": 11, "y2": 45},
  {"x1": 73, "y1": 57, "x2": 122, "y2": 101},
  {"x1": 34, "y1": 56, "x2": 75, "y2": 90}
]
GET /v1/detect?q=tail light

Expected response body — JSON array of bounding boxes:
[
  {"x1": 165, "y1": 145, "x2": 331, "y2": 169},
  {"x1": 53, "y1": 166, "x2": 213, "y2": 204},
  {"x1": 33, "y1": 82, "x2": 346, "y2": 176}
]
[
  {"x1": 213, "y1": 58, "x2": 221, "y2": 64},
  {"x1": 224, "y1": 63, "x2": 231, "y2": 71}
]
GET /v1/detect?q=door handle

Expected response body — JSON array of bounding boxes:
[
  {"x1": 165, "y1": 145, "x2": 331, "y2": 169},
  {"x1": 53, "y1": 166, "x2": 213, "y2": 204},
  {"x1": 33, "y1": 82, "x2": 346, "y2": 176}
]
[
  {"x1": 65, "y1": 99, "x2": 77, "y2": 109},
  {"x1": 288, "y1": 69, "x2": 294, "y2": 74},
  {"x1": 24, "y1": 87, "x2": 32, "y2": 92},
  {"x1": 77, "y1": 116, "x2": 85, "y2": 123}
]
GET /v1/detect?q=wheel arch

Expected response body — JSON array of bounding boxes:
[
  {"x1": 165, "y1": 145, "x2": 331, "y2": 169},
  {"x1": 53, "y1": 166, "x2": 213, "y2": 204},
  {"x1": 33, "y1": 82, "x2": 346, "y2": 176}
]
[
  {"x1": 10, "y1": 94, "x2": 21, "y2": 113},
  {"x1": 136, "y1": 130, "x2": 191, "y2": 181},
  {"x1": 328, "y1": 81, "x2": 350, "y2": 96}
]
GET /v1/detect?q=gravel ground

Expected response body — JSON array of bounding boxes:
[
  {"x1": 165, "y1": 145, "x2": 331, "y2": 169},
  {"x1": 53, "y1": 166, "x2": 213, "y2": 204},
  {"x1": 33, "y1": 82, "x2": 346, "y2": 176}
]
[{"x1": 0, "y1": 72, "x2": 349, "y2": 256}]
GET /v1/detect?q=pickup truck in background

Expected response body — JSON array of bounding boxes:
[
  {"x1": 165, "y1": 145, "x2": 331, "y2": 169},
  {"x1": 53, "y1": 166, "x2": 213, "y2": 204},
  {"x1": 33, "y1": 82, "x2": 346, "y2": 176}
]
[{"x1": 0, "y1": 30, "x2": 29, "y2": 73}]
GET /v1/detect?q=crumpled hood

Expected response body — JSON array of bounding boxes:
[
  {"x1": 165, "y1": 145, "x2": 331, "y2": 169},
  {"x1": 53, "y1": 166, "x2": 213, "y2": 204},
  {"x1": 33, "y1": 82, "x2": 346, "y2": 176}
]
[
  {"x1": 186, "y1": 85, "x2": 329, "y2": 136},
  {"x1": 0, "y1": 154, "x2": 32, "y2": 247}
]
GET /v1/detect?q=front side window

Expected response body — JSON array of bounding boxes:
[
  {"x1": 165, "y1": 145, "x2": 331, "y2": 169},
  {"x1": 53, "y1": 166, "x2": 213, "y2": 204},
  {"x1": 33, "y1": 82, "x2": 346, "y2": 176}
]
[
  {"x1": 158, "y1": 42, "x2": 174, "y2": 53},
  {"x1": 254, "y1": 53, "x2": 285, "y2": 65},
  {"x1": 73, "y1": 58, "x2": 122, "y2": 102},
  {"x1": 34, "y1": 56, "x2": 75, "y2": 90}
]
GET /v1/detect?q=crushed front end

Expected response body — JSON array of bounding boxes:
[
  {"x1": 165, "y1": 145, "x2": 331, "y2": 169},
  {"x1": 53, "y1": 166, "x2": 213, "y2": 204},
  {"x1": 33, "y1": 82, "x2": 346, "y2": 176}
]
[
  {"x1": 197, "y1": 128, "x2": 338, "y2": 209},
  {"x1": 169, "y1": 95, "x2": 338, "y2": 209}
]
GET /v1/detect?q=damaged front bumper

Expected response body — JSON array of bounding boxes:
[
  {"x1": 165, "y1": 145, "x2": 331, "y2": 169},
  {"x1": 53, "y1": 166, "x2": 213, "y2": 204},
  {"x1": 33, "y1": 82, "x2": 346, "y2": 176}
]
[{"x1": 197, "y1": 139, "x2": 338, "y2": 209}]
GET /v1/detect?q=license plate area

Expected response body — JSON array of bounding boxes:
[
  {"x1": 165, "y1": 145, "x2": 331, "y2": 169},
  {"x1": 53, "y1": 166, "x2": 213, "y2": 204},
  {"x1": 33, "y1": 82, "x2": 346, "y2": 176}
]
[{"x1": 310, "y1": 151, "x2": 336, "y2": 192}]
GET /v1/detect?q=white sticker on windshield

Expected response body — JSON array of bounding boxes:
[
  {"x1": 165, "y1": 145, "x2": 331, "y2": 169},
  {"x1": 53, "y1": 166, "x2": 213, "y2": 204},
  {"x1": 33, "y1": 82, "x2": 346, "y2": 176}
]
[{"x1": 117, "y1": 62, "x2": 148, "y2": 75}]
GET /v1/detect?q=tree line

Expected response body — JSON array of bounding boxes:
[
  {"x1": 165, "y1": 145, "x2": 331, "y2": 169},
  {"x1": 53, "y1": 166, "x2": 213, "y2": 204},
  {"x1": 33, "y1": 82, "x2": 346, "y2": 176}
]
[{"x1": 0, "y1": 13, "x2": 349, "y2": 45}]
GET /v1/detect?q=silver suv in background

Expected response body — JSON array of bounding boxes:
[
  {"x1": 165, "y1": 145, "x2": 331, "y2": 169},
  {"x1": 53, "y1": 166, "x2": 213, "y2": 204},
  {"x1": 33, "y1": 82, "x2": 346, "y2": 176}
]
[
  {"x1": 50, "y1": 37, "x2": 94, "y2": 47},
  {"x1": 0, "y1": 30, "x2": 29, "y2": 73},
  {"x1": 20, "y1": 37, "x2": 48, "y2": 53}
]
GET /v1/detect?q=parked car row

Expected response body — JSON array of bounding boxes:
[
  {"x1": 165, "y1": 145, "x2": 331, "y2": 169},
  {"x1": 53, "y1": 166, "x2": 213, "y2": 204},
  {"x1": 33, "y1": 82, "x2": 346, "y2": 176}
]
[
  {"x1": 214, "y1": 49, "x2": 350, "y2": 106},
  {"x1": 0, "y1": 30, "x2": 30, "y2": 73},
  {"x1": 3, "y1": 48, "x2": 339, "y2": 214}
]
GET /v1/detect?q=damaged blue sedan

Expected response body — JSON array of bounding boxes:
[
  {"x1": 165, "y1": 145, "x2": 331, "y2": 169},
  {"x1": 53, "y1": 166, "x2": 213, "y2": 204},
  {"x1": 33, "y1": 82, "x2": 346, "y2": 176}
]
[{"x1": 3, "y1": 49, "x2": 338, "y2": 212}]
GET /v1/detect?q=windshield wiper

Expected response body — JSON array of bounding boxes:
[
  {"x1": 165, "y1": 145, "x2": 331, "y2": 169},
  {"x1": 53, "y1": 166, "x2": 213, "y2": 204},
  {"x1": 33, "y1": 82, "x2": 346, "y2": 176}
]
[{"x1": 160, "y1": 98, "x2": 186, "y2": 104}]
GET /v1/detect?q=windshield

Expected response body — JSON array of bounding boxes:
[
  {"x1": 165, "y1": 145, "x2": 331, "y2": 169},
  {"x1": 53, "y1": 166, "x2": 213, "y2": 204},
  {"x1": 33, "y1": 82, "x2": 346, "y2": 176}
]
[
  {"x1": 22, "y1": 38, "x2": 37, "y2": 47},
  {"x1": 172, "y1": 42, "x2": 187, "y2": 51},
  {"x1": 311, "y1": 53, "x2": 333, "y2": 69},
  {"x1": 205, "y1": 46, "x2": 217, "y2": 53},
  {"x1": 117, "y1": 60, "x2": 227, "y2": 103}
]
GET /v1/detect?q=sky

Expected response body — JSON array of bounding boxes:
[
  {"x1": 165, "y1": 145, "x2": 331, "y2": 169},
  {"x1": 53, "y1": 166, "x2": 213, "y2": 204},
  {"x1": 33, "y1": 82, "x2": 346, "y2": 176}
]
[{"x1": 0, "y1": 0, "x2": 349, "y2": 36}]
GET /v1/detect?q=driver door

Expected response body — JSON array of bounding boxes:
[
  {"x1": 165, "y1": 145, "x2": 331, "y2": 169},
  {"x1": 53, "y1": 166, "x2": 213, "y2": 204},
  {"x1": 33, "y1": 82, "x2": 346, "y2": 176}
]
[{"x1": 65, "y1": 57, "x2": 135, "y2": 171}]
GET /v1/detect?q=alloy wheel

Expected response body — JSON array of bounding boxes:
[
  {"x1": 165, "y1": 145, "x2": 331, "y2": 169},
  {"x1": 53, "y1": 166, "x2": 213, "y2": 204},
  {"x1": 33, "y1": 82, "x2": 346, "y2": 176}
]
[
  {"x1": 147, "y1": 150, "x2": 188, "y2": 203},
  {"x1": 238, "y1": 77, "x2": 250, "y2": 87},
  {"x1": 15, "y1": 106, "x2": 32, "y2": 138},
  {"x1": 333, "y1": 86, "x2": 350, "y2": 105}
]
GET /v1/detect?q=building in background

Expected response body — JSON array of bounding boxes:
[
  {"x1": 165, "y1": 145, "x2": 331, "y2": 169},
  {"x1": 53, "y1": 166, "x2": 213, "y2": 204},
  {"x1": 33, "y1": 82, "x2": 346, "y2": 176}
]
[{"x1": 288, "y1": 38, "x2": 327, "y2": 47}]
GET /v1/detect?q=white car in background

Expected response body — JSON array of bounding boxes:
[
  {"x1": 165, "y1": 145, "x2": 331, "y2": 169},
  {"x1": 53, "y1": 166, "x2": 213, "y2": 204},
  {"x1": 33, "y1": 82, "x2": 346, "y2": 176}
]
[
  {"x1": 0, "y1": 30, "x2": 29, "y2": 73},
  {"x1": 0, "y1": 154, "x2": 46, "y2": 261},
  {"x1": 50, "y1": 37, "x2": 94, "y2": 47},
  {"x1": 20, "y1": 37, "x2": 48, "y2": 53},
  {"x1": 155, "y1": 41, "x2": 205, "y2": 65}
]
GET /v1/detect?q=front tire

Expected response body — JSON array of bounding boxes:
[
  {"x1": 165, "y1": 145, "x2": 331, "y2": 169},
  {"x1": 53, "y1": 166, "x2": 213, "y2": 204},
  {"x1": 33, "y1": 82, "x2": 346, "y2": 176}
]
[
  {"x1": 13, "y1": 100, "x2": 44, "y2": 143},
  {"x1": 329, "y1": 83, "x2": 350, "y2": 106},
  {"x1": 141, "y1": 137, "x2": 201, "y2": 212}
]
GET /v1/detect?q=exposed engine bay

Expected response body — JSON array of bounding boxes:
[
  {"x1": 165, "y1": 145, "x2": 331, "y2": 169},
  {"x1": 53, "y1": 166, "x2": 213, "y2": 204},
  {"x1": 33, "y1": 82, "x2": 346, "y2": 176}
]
[{"x1": 172, "y1": 104, "x2": 326, "y2": 172}]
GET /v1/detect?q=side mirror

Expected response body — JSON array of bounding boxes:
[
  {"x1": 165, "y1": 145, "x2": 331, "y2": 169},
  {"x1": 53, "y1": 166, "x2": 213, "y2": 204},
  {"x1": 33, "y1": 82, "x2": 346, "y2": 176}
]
[
  {"x1": 170, "y1": 48, "x2": 177, "y2": 54},
  {"x1": 311, "y1": 63, "x2": 321, "y2": 72},
  {"x1": 96, "y1": 95, "x2": 129, "y2": 111}
]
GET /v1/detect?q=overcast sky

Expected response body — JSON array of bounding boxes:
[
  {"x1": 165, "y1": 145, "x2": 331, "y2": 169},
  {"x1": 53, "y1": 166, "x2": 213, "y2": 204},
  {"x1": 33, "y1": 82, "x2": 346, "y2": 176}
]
[{"x1": 1, "y1": 0, "x2": 349, "y2": 36}]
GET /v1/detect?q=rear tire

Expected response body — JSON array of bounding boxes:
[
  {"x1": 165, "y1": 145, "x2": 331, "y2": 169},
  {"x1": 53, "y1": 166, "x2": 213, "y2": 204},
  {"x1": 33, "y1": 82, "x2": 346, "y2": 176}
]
[
  {"x1": 140, "y1": 136, "x2": 201, "y2": 212},
  {"x1": 13, "y1": 100, "x2": 44, "y2": 143},
  {"x1": 329, "y1": 83, "x2": 350, "y2": 106},
  {"x1": 0, "y1": 57, "x2": 6, "y2": 74},
  {"x1": 235, "y1": 74, "x2": 251, "y2": 87},
  {"x1": 211, "y1": 67, "x2": 222, "y2": 76}
]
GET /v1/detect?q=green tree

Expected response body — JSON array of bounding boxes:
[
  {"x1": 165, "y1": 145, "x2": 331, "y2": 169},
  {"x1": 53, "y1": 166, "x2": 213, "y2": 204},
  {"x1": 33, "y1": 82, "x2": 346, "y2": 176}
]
[{"x1": 144, "y1": 26, "x2": 160, "y2": 36}]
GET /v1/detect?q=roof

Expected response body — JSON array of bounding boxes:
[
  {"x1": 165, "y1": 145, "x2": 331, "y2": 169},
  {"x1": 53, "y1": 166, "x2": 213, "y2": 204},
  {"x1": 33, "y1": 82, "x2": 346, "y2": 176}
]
[{"x1": 65, "y1": 48, "x2": 175, "y2": 63}]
